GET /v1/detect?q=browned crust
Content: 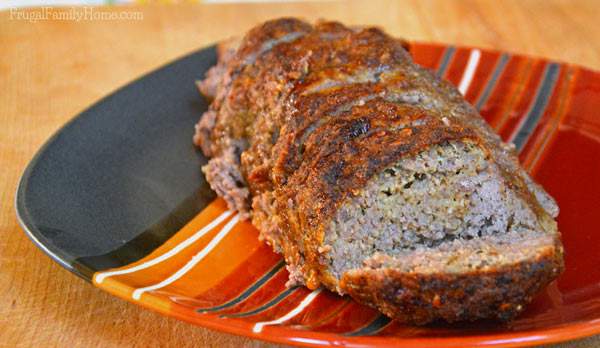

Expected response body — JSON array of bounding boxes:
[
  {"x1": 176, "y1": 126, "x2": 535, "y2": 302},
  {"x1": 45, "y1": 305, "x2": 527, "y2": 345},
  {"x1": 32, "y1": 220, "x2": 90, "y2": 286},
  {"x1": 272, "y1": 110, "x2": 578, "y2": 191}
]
[
  {"x1": 340, "y1": 240, "x2": 564, "y2": 324},
  {"x1": 194, "y1": 18, "x2": 564, "y2": 324}
]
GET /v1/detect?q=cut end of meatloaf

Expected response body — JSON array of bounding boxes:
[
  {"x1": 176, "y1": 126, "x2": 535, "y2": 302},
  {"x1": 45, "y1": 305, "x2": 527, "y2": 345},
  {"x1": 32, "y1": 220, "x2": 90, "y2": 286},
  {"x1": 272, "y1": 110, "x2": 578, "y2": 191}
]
[
  {"x1": 201, "y1": 139, "x2": 251, "y2": 218},
  {"x1": 322, "y1": 140, "x2": 563, "y2": 323}
]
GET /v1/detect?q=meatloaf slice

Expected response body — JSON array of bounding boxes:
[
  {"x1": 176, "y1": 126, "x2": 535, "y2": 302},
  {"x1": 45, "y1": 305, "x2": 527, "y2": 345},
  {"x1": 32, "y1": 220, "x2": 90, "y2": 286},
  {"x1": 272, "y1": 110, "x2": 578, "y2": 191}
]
[
  {"x1": 193, "y1": 18, "x2": 564, "y2": 324},
  {"x1": 327, "y1": 141, "x2": 562, "y2": 323}
]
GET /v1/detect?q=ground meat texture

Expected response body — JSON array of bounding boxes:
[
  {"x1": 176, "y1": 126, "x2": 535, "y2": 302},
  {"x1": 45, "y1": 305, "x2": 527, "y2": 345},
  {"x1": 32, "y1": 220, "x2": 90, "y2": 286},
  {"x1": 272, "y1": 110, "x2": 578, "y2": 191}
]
[{"x1": 193, "y1": 18, "x2": 564, "y2": 324}]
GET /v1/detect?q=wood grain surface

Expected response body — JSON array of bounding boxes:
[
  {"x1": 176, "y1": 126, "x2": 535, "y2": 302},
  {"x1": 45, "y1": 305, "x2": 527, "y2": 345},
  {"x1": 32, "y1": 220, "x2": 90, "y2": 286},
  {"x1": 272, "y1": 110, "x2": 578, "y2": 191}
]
[{"x1": 1, "y1": 1, "x2": 599, "y2": 347}]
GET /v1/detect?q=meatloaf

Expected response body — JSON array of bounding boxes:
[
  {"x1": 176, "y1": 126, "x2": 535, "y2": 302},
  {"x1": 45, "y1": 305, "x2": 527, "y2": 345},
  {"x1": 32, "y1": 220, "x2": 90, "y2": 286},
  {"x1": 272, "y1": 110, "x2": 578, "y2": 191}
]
[{"x1": 193, "y1": 18, "x2": 564, "y2": 324}]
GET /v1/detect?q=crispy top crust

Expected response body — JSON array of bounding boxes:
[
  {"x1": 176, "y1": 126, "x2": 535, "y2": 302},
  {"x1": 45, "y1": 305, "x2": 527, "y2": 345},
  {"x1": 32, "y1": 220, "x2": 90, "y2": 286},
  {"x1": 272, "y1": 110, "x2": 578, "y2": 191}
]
[{"x1": 199, "y1": 18, "x2": 560, "y2": 292}]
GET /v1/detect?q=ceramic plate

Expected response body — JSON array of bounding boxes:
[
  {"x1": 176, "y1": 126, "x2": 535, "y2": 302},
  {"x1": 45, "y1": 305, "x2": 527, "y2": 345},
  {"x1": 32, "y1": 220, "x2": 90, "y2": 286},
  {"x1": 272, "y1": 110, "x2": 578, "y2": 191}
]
[{"x1": 16, "y1": 42, "x2": 600, "y2": 347}]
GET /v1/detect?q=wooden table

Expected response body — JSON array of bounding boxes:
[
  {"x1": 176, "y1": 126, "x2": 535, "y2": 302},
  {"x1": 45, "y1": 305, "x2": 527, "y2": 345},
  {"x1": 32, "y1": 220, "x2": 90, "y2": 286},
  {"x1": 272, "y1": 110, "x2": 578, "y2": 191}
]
[{"x1": 1, "y1": 1, "x2": 599, "y2": 346}]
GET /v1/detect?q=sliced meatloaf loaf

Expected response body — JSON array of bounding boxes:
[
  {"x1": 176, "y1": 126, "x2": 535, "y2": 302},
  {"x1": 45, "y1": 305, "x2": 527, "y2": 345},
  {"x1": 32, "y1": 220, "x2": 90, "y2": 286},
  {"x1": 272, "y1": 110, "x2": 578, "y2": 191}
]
[{"x1": 193, "y1": 18, "x2": 564, "y2": 324}]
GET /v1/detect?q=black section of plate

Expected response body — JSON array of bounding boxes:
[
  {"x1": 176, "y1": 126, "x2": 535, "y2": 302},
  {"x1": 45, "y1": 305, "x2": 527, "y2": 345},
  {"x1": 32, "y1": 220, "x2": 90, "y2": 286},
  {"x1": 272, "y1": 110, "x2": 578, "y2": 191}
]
[
  {"x1": 74, "y1": 186, "x2": 215, "y2": 280},
  {"x1": 15, "y1": 46, "x2": 218, "y2": 280}
]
